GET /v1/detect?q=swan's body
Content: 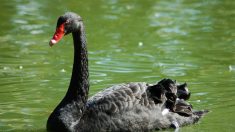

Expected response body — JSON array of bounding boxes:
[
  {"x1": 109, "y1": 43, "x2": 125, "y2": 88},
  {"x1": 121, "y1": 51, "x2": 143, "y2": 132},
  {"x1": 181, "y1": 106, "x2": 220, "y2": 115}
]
[{"x1": 47, "y1": 12, "x2": 207, "y2": 132}]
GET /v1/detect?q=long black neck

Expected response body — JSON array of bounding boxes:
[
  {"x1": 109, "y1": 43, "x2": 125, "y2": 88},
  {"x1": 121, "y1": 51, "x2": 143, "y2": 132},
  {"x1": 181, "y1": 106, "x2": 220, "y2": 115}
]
[
  {"x1": 47, "y1": 22, "x2": 89, "y2": 132},
  {"x1": 62, "y1": 22, "x2": 89, "y2": 106}
]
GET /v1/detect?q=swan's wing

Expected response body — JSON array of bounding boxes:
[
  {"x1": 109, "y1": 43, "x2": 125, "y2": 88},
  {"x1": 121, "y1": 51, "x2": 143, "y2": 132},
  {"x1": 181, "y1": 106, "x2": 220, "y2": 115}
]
[
  {"x1": 87, "y1": 82, "x2": 156, "y2": 114},
  {"x1": 81, "y1": 80, "x2": 205, "y2": 131}
]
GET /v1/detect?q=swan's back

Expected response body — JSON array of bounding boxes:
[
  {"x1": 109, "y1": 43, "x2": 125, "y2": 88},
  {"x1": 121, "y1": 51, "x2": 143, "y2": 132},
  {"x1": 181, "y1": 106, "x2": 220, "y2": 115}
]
[
  {"x1": 76, "y1": 80, "x2": 204, "y2": 131},
  {"x1": 87, "y1": 82, "x2": 154, "y2": 113},
  {"x1": 77, "y1": 82, "x2": 158, "y2": 131}
]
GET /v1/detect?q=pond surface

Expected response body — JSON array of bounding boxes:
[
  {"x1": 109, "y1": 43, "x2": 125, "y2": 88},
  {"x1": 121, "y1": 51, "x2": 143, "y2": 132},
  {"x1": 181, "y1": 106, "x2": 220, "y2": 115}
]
[{"x1": 0, "y1": 0, "x2": 234, "y2": 131}]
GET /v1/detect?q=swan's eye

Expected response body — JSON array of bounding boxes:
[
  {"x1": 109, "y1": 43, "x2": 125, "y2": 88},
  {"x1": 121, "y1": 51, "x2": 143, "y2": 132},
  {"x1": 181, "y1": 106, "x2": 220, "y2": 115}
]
[{"x1": 65, "y1": 20, "x2": 71, "y2": 24}]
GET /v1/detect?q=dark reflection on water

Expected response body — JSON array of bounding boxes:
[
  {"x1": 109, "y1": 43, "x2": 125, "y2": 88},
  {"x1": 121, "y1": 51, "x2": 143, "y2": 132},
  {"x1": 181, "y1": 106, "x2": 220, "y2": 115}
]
[{"x1": 0, "y1": 0, "x2": 234, "y2": 131}]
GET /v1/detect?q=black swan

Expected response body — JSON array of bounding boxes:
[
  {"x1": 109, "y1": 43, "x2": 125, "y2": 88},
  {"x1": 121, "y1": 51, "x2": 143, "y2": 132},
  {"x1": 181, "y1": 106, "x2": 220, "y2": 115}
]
[{"x1": 47, "y1": 12, "x2": 208, "y2": 132}]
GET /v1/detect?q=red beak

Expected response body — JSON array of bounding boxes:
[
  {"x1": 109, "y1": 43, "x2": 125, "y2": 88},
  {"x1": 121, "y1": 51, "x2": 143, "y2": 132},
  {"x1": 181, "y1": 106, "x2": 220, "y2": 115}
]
[{"x1": 49, "y1": 23, "x2": 65, "y2": 47}]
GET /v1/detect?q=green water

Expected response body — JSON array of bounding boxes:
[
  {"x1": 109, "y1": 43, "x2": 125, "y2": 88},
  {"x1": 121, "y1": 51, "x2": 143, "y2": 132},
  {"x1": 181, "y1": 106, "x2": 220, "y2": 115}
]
[{"x1": 0, "y1": 0, "x2": 234, "y2": 131}]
